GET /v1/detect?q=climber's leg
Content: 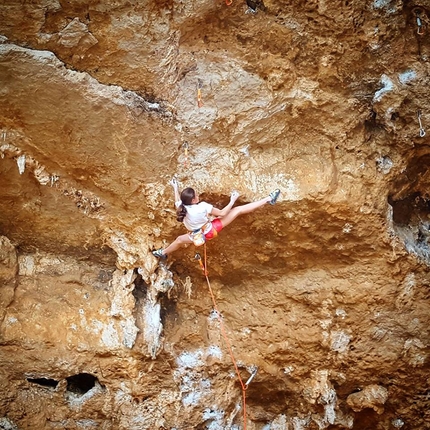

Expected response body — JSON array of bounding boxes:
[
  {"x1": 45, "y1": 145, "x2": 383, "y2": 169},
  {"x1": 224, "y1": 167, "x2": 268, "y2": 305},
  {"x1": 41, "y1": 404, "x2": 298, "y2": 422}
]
[
  {"x1": 153, "y1": 233, "x2": 193, "y2": 258},
  {"x1": 218, "y1": 189, "x2": 280, "y2": 228}
]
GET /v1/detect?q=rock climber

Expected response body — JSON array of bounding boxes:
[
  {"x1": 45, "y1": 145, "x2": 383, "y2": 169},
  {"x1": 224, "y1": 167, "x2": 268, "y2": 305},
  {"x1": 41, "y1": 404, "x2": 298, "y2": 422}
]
[{"x1": 152, "y1": 178, "x2": 280, "y2": 258}]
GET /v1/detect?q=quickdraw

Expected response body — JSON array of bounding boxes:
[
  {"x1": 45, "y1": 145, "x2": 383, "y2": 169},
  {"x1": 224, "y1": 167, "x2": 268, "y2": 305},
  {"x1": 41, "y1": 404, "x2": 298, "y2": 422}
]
[
  {"x1": 417, "y1": 110, "x2": 426, "y2": 137},
  {"x1": 414, "y1": 8, "x2": 425, "y2": 35},
  {"x1": 245, "y1": 367, "x2": 258, "y2": 389},
  {"x1": 195, "y1": 252, "x2": 208, "y2": 276},
  {"x1": 197, "y1": 79, "x2": 203, "y2": 108}
]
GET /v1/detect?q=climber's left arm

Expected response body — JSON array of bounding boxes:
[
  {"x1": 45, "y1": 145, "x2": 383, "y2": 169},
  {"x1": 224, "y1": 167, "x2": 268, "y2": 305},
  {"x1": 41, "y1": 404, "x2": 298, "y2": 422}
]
[{"x1": 170, "y1": 178, "x2": 181, "y2": 205}]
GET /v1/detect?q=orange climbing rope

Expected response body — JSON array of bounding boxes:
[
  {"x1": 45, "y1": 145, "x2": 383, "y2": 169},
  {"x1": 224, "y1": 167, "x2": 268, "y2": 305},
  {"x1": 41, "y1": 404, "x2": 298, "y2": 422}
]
[{"x1": 200, "y1": 244, "x2": 248, "y2": 429}]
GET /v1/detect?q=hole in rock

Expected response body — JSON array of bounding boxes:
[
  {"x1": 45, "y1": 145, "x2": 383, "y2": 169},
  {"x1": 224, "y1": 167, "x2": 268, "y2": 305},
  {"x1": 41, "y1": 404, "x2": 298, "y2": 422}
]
[
  {"x1": 389, "y1": 192, "x2": 430, "y2": 263},
  {"x1": 364, "y1": 110, "x2": 384, "y2": 133},
  {"x1": 66, "y1": 373, "x2": 98, "y2": 395},
  {"x1": 160, "y1": 290, "x2": 179, "y2": 327},
  {"x1": 391, "y1": 112, "x2": 399, "y2": 121},
  {"x1": 245, "y1": 381, "x2": 291, "y2": 416},
  {"x1": 389, "y1": 153, "x2": 430, "y2": 264},
  {"x1": 132, "y1": 271, "x2": 148, "y2": 302},
  {"x1": 27, "y1": 377, "x2": 59, "y2": 388},
  {"x1": 390, "y1": 192, "x2": 430, "y2": 225}
]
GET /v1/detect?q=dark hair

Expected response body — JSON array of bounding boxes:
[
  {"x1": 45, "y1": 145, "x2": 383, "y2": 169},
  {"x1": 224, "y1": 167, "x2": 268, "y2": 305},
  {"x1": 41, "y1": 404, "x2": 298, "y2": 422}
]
[{"x1": 176, "y1": 187, "x2": 195, "y2": 222}]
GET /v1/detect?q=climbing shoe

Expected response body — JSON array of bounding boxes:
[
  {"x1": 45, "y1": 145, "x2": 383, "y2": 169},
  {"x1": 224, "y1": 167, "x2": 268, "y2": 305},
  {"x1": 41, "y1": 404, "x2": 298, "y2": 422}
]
[
  {"x1": 152, "y1": 248, "x2": 167, "y2": 259},
  {"x1": 268, "y1": 189, "x2": 281, "y2": 205}
]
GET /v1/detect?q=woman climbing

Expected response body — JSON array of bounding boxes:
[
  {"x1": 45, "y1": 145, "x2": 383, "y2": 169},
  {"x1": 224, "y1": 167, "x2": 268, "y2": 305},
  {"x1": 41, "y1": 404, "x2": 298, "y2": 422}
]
[{"x1": 152, "y1": 178, "x2": 281, "y2": 258}]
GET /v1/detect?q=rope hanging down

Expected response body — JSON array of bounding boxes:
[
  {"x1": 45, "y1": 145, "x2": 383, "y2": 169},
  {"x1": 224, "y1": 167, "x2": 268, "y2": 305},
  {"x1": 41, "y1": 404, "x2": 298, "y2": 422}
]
[{"x1": 198, "y1": 244, "x2": 250, "y2": 429}]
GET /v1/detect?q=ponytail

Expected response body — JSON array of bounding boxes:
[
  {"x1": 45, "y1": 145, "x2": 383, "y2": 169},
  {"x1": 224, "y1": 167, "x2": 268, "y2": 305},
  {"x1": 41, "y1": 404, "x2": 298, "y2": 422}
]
[
  {"x1": 176, "y1": 204, "x2": 187, "y2": 222},
  {"x1": 176, "y1": 187, "x2": 195, "y2": 223}
]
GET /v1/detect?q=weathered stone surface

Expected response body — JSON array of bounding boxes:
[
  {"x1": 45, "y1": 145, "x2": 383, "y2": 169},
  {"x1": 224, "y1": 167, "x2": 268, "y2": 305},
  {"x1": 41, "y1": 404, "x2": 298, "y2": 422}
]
[
  {"x1": 347, "y1": 384, "x2": 389, "y2": 415},
  {"x1": 0, "y1": 236, "x2": 17, "y2": 282},
  {"x1": 0, "y1": 236, "x2": 18, "y2": 323},
  {"x1": 0, "y1": 0, "x2": 430, "y2": 428}
]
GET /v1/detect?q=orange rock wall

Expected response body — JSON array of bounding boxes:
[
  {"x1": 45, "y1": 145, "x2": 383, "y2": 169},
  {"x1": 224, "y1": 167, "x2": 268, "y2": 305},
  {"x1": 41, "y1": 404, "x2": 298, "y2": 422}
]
[{"x1": 0, "y1": 0, "x2": 429, "y2": 428}]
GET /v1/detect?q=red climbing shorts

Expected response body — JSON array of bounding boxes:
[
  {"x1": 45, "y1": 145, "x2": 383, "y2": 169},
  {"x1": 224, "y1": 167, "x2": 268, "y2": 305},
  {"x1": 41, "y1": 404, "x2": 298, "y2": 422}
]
[{"x1": 204, "y1": 219, "x2": 223, "y2": 240}]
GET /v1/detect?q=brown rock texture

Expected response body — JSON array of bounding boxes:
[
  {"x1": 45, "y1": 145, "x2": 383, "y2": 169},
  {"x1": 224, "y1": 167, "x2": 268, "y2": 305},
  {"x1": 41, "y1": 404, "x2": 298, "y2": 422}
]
[
  {"x1": 1, "y1": 0, "x2": 430, "y2": 429},
  {"x1": 347, "y1": 384, "x2": 389, "y2": 415}
]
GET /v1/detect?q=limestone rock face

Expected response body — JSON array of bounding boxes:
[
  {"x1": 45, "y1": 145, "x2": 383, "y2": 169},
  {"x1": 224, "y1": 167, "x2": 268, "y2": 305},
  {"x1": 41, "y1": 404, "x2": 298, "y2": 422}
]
[
  {"x1": 1, "y1": 0, "x2": 430, "y2": 429},
  {"x1": 0, "y1": 236, "x2": 17, "y2": 323},
  {"x1": 0, "y1": 236, "x2": 17, "y2": 281},
  {"x1": 346, "y1": 384, "x2": 389, "y2": 415}
]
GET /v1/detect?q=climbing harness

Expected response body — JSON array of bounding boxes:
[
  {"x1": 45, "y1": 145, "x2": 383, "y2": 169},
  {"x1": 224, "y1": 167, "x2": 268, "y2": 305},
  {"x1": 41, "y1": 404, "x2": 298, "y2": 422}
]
[
  {"x1": 191, "y1": 222, "x2": 216, "y2": 247},
  {"x1": 414, "y1": 8, "x2": 425, "y2": 35},
  {"x1": 191, "y1": 228, "x2": 206, "y2": 246},
  {"x1": 417, "y1": 110, "x2": 426, "y2": 137},
  {"x1": 197, "y1": 79, "x2": 204, "y2": 108},
  {"x1": 196, "y1": 244, "x2": 255, "y2": 429}
]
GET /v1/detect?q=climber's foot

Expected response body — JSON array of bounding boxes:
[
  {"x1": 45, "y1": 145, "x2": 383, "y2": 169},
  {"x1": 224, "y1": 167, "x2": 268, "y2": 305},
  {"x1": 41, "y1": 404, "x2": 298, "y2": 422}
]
[
  {"x1": 152, "y1": 248, "x2": 167, "y2": 259},
  {"x1": 268, "y1": 189, "x2": 281, "y2": 205}
]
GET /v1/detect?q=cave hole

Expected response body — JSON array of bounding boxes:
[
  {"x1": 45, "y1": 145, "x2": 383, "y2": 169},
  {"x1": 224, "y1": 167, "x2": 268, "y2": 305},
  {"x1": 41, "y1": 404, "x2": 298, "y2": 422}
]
[
  {"x1": 159, "y1": 290, "x2": 179, "y2": 327},
  {"x1": 389, "y1": 190, "x2": 430, "y2": 264},
  {"x1": 27, "y1": 377, "x2": 59, "y2": 388},
  {"x1": 66, "y1": 373, "x2": 98, "y2": 395},
  {"x1": 389, "y1": 192, "x2": 430, "y2": 225},
  {"x1": 132, "y1": 270, "x2": 148, "y2": 302}
]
